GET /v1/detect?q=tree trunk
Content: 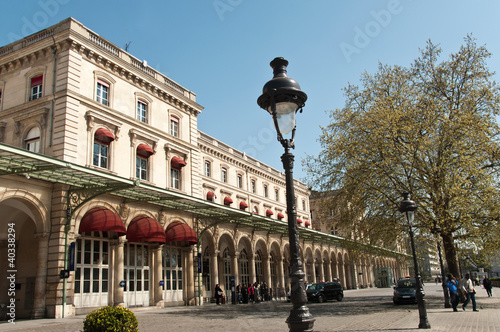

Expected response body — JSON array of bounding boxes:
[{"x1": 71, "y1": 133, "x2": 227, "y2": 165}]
[{"x1": 441, "y1": 232, "x2": 460, "y2": 280}]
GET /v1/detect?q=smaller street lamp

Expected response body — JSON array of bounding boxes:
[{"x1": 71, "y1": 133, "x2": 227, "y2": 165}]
[
  {"x1": 399, "y1": 192, "x2": 431, "y2": 329},
  {"x1": 258, "y1": 57, "x2": 314, "y2": 332}
]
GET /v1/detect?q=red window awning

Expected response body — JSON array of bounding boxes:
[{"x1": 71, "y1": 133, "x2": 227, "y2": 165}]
[
  {"x1": 31, "y1": 75, "x2": 43, "y2": 87},
  {"x1": 277, "y1": 213, "x2": 285, "y2": 220},
  {"x1": 297, "y1": 218, "x2": 303, "y2": 224},
  {"x1": 171, "y1": 156, "x2": 186, "y2": 170},
  {"x1": 137, "y1": 143, "x2": 154, "y2": 157},
  {"x1": 206, "y1": 191, "x2": 216, "y2": 201},
  {"x1": 266, "y1": 209, "x2": 274, "y2": 217},
  {"x1": 223, "y1": 197, "x2": 233, "y2": 206},
  {"x1": 79, "y1": 207, "x2": 126, "y2": 235},
  {"x1": 165, "y1": 221, "x2": 198, "y2": 245},
  {"x1": 126, "y1": 216, "x2": 166, "y2": 243},
  {"x1": 305, "y1": 221, "x2": 311, "y2": 227},
  {"x1": 239, "y1": 201, "x2": 248, "y2": 210},
  {"x1": 95, "y1": 128, "x2": 115, "y2": 142}
]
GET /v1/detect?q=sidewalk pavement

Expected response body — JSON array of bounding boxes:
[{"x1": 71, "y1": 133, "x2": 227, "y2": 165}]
[{"x1": 1, "y1": 284, "x2": 498, "y2": 331}]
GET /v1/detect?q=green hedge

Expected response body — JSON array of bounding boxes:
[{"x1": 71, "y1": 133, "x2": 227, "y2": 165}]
[{"x1": 83, "y1": 306, "x2": 139, "y2": 332}]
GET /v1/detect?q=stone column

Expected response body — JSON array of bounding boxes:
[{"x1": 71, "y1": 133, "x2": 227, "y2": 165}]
[
  {"x1": 325, "y1": 259, "x2": 331, "y2": 282},
  {"x1": 185, "y1": 247, "x2": 194, "y2": 305},
  {"x1": 319, "y1": 259, "x2": 325, "y2": 282},
  {"x1": 311, "y1": 260, "x2": 316, "y2": 283},
  {"x1": 113, "y1": 238, "x2": 125, "y2": 306},
  {"x1": 265, "y1": 255, "x2": 271, "y2": 287},
  {"x1": 231, "y1": 252, "x2": 239, "y2": 284},
  {"x1": 249, "y1": 254, "x2": 256, "y2": 284},
  {"x1": 278, "y1": 258, "x2": 285, "y2": 299},
  {"x1": 32, "y1": 233, "x2": 49, "y2": 319},
  {"x1": 210, "y1": 251, "x2": 219, "y2": 292},
  {"x1": 153, "y1": 245, "x2": 163, "y2": 306}
]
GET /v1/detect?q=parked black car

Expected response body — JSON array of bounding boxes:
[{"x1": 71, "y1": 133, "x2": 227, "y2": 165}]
[
  {"x1": 306, "y1": 282, "x2": 343, "y2": 303},
  {"x1": 393, "y1": 278, "x2": 417, "y2": 304}
]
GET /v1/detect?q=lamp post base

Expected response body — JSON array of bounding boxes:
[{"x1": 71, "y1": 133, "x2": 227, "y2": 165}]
[{"x1": 286, "y1": 306, "x2": 315, "y2": 332}]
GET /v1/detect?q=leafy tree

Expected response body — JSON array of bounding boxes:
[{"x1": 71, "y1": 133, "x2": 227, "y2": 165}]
[{"x1": 304, "y1": 36, "x2": 500, "y2": 280}]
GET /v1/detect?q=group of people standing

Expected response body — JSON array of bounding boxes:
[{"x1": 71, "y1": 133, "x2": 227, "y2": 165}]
[
  {"x1": 236, "y1": 282, "x2": 272, "y2": 304},
  {"x1": 445, "y1": 273, "x2": 494, "y2": 312}
]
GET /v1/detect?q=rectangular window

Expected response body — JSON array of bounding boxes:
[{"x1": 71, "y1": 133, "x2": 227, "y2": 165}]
[
  {"x1": 171, "y1": 168, "x2": 180, "y2": 189},
  {"x1": 302, "y1": 200, "x2": 306, "y2": 211},
  {"x1": 137, "y1": 101, "x2": 148, "y2": 123},
  {"x1": 93, "y1": 142, "x2": 109, "y2": 168},
  {"x1": 264, "y1": 185, "x2": 268, "y2": 197},
  {"x1": 205, "y1": 161, "x2": 211, "y2": 177},
  {"x1": 237, "y1": 174, "x2": 242, "y2": 188},
  {"x1": 275, "y1": 190, "x2": 279, "y2": 201},
  {"x1": 251, "y1": 180, "x2": 256, "y2": 193},
  {"x1": 30, "y1": 75, "x2": 43, "y2": 100},
  {"x1": 96, "y1": 80, "x2": 109, "y2": 106},
  {"x1": 221, "y1": 167, "x2": 227, "y2": 183},
  {"x1": 136, "y1": 156, "x2": 148, "y2": 180},
  {"x1": 170, "y1": 116, "x2": 179, "y2": 137}
]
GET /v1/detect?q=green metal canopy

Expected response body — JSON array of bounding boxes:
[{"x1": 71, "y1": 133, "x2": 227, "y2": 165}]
[{"x1": 0, "y1": 143, "x2": 403, "y2": 256}]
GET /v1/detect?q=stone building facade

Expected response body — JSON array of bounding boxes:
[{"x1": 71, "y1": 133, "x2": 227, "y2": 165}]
[{"x1": 0, "y1": 18, "x2": 408, "y2": 320}]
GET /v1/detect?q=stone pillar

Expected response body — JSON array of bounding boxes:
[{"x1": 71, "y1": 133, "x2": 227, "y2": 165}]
[
  {"x1": 325, "y1": 259, "x2": 331, "y2": 282},
  {"x1": 153, "y1": 245, "x2": 163, "y2": 306},
  {"x1": 249, "y1": 254, "x2": 256, "y2": 284},
  {"x1": 319, "y1": 259, "x2": 325, "y2": 282},
  {"x1": 311, "y1": 260, "x2": 316, "y2": 283},
  {"x1": 210, "y1": 251, "x2": 219, "y2": 292},
  {"x1": 32, "y1": 233, "x2": 49, "y2": 319},
  {"x1": 113, "y1": 238, "x2": 125, "y2": 306},
  {"x1": 231, "y1": 252, "x2": 239, "y2": 284},
  {"x1": 278, "y1": 258, "x2": 285, "y2": 299},
  {"x1": 265, "y1": 255, "x2": 271, "y2": 287},
  {"x1": 185, "y1": 247, "x2": 195, "y2": 305}
]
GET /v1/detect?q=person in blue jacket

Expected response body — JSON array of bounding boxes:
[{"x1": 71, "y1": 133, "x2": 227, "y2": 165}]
[{"x1": 446, "y1": 274, "x2": 460, "y2": 312}]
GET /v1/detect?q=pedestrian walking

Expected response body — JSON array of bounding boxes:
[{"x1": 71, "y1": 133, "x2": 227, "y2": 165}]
[
  {"x1": 242, "y1": 283, "x2": 249, "y2": 303},
  {"x1": 483, "y1": 276, "x2": 493, "y2": 297},
  {"x1": 248, "y1": 283, "x2": 255, "y2": 303},
  {"x1": 446, "y1": 274, "x2": 460, "y2": 312},
  {"x1": 215, "y1": 284, "x2": 223, "y2": 305},
  {"x1": 460, "y1": 274, "x2": 478, "y2": 311}
]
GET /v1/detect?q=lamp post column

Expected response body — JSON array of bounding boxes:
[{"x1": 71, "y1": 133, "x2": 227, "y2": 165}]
[
  {"x1": 282, "y1": 148, "x2": 315, "y2": 332},
  {"x1": 408, "y1": 221, "x2": 431, "y2": 329}
]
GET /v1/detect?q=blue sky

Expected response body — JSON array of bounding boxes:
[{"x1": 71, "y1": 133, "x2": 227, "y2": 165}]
[{"x1": 2, "y1": 0, "x2": 500, "y2": 185}]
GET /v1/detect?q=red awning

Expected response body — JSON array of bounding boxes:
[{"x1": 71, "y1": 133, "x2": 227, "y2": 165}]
[
  {"x1": 79, "y1": 207, "x2": 126, "y2": 235},
  {"x1": 165, "y1": 221, "x2": 198, "y2": 245},
  {"x1": 277, "y1": 213, "x2": 285, "y2": 220},
  {"x1": 126, "y1": 216, "x2": 166, "y2": 243},
  {"x1": 137, "y1": 143, "x2": 154, "y2": 157},
  {"x1": 266, "y1": 209, "x2": 274, "y2": 217},
  {"x1": 239, "y1": 201, "x2": 248, "y2": 210},
  {"x1": 297, "y1": 218, "x2": 303, "y2": 224},
  {"x1": 31, "y1": 75, "x2": 43, "y2": 87},
  {"x1": 95, "y1": 128, "x2": 115, "y2": 142},
  {"x1": 224, "y1": 197, "x2": 233, "y2": 206},
  {"x1": 305, "y1": 221, "x2": 311, "y2": 227},
  {"x1": 206, "y1": 191, "x2": 216, "y2": 201},
  {"x1": 171, "y1": 156, "x2": 186, "y2": 170}
]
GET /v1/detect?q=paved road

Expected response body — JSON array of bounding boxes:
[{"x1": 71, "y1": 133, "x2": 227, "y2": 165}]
[{"x1": 1, "y1": 284, "x2": 498, "y2": 331}]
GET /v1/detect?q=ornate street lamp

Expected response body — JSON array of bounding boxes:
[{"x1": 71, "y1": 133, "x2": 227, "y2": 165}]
[
  {"x1": 258, "y1": 57, "x2": 314, "y2": 332},
  {"x1": 431, "y1": 223, "x2": 451, "y2": 308},
  {"x1": 399, "y1": 192, "x2": 431, "y2": 329}
]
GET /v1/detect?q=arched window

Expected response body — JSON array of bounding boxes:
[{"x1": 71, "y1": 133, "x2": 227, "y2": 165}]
[
  {"x1": 239, "y1": 249, "x2": 250, "y2": 286},
  {"x1": 25, "y1": 126, "x2": 40, "y2": 153},
  {"x1": 255, "y1": 251, "x2": 263, "y2": 284},
  {"x1": 223, "y1": 248, "x2": 231, "y2": 292}
]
